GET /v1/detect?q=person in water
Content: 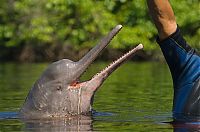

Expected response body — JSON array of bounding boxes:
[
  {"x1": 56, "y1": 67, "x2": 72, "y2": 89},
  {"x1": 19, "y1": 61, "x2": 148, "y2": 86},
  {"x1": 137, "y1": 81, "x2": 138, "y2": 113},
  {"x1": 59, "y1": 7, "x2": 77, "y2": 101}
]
[{"x1": 146, "y1": 0, "x2": 200, "y2": 121}]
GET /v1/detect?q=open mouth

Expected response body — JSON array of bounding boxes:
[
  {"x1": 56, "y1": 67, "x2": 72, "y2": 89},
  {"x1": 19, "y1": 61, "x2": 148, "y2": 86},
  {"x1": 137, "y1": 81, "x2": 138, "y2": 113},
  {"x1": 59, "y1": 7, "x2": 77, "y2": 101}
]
[
  {"x1": 91, "y1": 44, "x2": 143, "y2": 79},
  {"x1": 69, "y1": 44, "x2": 143, "y2": 89}
]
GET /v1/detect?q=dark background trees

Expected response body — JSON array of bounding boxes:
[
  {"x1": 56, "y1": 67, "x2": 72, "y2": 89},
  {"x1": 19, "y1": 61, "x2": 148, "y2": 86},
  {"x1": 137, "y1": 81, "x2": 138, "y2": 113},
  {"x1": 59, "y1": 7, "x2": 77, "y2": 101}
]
[{"x1": 0, "y1": 0, "x2": 199, "y2": 62}]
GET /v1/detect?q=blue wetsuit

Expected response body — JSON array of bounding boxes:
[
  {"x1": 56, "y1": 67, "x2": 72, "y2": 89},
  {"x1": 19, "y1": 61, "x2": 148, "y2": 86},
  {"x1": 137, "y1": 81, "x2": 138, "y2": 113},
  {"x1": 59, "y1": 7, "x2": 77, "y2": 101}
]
[{"x1": 157, "y1": 27, "x2": 200, "y2": 121}]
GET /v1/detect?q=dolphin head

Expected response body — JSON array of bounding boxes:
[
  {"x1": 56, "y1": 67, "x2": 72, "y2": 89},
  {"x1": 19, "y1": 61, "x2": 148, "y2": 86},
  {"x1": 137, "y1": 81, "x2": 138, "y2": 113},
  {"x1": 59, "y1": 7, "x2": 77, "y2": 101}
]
[{"x1": 19, "y1": 25, "x2": 143, "y2": 119}]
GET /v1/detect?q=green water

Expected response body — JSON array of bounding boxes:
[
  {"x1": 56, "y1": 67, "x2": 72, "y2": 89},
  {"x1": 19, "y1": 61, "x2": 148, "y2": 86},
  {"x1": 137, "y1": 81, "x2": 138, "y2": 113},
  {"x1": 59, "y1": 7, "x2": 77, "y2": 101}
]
[{"x1": 0, "y1": 62, "x2": 178, "y2": 131}]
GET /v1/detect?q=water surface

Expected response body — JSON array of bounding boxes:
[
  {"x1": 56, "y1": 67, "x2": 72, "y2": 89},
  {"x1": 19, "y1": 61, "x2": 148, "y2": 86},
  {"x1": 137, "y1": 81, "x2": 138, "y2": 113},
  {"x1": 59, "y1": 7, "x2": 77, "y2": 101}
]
[{"x1": 0, "y1": 62, "x2": 198, "y2": 131}]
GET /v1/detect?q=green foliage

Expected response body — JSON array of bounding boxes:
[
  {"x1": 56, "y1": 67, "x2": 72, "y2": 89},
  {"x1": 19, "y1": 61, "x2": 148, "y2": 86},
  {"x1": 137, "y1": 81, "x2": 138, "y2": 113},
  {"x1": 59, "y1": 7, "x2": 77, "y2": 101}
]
[{"x1": 0, "y1": 0, "x2": 199, "y2": 60}]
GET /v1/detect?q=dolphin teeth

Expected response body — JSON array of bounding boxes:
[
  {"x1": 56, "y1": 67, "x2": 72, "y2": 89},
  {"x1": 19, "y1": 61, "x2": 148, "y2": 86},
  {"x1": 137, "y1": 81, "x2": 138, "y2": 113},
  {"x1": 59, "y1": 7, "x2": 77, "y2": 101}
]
[{"x1": 90, "y1": 44, "x2": 143, "y2": 80}]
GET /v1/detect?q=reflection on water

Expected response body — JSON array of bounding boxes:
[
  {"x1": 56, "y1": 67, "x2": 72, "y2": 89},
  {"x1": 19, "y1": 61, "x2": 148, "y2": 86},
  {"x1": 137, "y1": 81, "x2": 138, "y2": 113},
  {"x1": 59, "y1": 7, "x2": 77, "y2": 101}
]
[
  {"x1": 22, "y1": 115, "x2": 93, "y2": 132},
  {"x1": 0, "y1": 62, "x2": 199, "y2": 131}
]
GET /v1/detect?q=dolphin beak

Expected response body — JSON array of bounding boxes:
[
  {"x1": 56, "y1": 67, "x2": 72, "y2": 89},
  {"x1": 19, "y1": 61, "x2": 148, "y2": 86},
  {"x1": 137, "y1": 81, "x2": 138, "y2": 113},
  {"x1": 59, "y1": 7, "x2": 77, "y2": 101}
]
[
  {"x1": 88, "y1": 44, "x2": 143, "y2": 92},
  {"x1": 75, "y1": 25, "x2": 122, "y2": 79}
]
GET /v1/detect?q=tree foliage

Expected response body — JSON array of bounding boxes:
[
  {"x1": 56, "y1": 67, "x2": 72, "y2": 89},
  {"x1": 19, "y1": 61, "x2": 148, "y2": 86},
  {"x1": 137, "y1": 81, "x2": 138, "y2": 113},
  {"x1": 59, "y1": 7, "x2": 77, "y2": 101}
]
[{"x1": 0, "y1": 0, "x2": 199, "y2": 61}]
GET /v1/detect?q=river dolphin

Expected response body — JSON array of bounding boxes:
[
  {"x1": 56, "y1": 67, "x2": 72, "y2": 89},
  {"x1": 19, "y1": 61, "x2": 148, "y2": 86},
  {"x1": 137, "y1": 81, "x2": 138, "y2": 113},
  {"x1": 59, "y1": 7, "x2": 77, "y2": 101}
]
[{"x1": 19, "y1": 25, "x2": 143, "y2": 119}]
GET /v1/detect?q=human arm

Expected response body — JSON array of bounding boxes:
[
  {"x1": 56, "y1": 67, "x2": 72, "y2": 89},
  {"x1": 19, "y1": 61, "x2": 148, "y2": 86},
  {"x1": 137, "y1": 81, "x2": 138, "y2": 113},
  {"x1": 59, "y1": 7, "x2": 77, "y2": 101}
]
[
  {"x1": 146, "y1": 0, "x2": 177, "y2": 40},
  {"x1": 146, "y1": 0, "x2": 200, "y2": 119}
]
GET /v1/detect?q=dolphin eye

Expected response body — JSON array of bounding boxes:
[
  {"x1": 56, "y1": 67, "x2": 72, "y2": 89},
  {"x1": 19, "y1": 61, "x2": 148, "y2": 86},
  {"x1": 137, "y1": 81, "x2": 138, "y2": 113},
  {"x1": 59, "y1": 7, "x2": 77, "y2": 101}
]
[{"x1": 56, "y1": 85, "x2": 62, "y2": 91}]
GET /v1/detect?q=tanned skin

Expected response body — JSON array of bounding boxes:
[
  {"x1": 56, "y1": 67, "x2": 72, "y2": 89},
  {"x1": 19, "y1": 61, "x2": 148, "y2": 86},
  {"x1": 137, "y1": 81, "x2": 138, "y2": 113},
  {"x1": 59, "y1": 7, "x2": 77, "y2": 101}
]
[{"x1": 147, "y1": 0, "x2": 177, "y2": 40}]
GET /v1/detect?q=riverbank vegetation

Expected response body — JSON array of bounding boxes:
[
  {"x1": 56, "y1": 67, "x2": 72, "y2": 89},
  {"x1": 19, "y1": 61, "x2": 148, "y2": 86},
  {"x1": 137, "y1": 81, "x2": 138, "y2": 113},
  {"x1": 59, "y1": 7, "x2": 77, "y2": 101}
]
[{"x1": 0, "y1": 0, "x2": 199, "y2": 62}]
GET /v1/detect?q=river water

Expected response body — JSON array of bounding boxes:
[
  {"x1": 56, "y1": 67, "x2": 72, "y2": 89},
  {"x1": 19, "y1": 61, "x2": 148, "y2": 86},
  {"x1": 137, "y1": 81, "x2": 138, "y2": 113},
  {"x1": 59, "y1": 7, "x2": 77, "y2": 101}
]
[{"x1": 0, "y1": 62, "x2": 199, "y2": 131}]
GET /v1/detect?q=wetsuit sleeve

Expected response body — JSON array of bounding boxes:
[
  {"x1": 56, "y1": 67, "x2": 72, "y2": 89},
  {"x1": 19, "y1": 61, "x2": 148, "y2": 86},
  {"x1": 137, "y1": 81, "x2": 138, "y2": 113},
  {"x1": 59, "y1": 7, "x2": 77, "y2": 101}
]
[{"x1": 157, "y1": 27, "x2": 200, "y2": 120}]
